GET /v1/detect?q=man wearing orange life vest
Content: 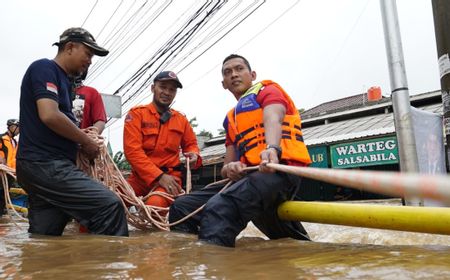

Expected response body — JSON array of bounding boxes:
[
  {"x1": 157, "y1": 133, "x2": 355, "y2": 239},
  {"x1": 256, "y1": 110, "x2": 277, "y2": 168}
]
[
  {"x1": 169, "y1": 54, "x2": 312, "y2": 247},
  {"x1": 0, "y1": 119, "x2": 19, "y2": 169},
  {"x1": 0, "y1": 118, "x2": 20, "y2": 215},
  {"x1": 124, "y1": 71, "x2": 201, "y2": 209}
]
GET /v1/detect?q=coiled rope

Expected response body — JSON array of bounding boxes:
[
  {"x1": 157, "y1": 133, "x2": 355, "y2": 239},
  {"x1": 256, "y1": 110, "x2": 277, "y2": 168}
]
[
  {"x1": 0, "y1": 164, "x2": 27, "y2": 224},
  {"x1": 76, "y1": 128, "x2": 229, "y2": 231}
]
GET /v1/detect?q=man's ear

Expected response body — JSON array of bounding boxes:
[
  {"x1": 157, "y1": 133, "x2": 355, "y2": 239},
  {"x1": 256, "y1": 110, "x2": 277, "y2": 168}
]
[
  {"x1": 64, "y1": 42, "x2": 74, "y2": 54},
  {"x1": 221, "y1": 80, "x2": 227, "y2": 90},
  {"x1": 251, "y1": 70, "x2": 257, "y2": 81},
  {"x1": 151, "y1": 84, "x2": 155, "y2": 93}
]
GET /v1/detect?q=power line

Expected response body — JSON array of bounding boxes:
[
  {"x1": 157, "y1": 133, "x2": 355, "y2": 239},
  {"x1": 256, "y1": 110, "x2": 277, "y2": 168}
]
[
  {"x1": 96, "y1": 0, "x2": 125, "y2": 39},
  {"x1": 80, "y1": 1, "x2": 270, "y2": 129},
  {"x1": 184, "y1": 0, "x2": 302, "y2": 89},
  {"x1": 81, "y1": 0, "x2": 99, "y2": 27},
  {"x1": 311, "y1": 0, "x2": 370, "y2": 97}
]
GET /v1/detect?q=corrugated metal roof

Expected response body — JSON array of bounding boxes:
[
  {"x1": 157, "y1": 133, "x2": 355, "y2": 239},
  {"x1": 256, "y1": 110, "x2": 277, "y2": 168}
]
[
  {"x1": 304, "y1": 103, "x2": 441, "y2": 146},
  {"x1": 302, "y1": 90, "x2": 440, "y2": 121},
  {"x1": 201, "y1": 143, "x2": 226, "y2": 165},
  {"x1": 302, "y1": 93, "x2": 389, "y2": 119}
]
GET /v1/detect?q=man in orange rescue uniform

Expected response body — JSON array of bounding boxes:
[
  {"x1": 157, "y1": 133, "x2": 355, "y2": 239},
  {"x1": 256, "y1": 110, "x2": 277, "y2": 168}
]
[
  {"x1": 0, "y1": 118, "x2": 20, "y2": 215},
  {"x1": 123, "y1": 71, "x2": 201, "y2": 209}
]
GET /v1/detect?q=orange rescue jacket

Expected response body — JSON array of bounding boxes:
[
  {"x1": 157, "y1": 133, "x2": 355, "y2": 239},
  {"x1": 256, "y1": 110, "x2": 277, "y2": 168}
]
[
  {"x1": 223, "y1": 80, "x2": 311, "y2": 166},
  {"x1": 0, "y1": 133, "x2": 18, "y2": 169},
  {"x1": 124, "y1": 103, "x2": 201, "y2": 188}
]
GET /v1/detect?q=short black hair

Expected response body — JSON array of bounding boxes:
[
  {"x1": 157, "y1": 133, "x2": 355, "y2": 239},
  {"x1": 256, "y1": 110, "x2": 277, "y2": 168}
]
[{"x1": 222, "y1": 54, "x2": 252, "y2": 73}]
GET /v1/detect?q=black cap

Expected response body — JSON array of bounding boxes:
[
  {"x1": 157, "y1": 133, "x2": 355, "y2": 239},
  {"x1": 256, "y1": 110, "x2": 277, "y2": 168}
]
[
  {"x1": 53, "y1": 27, "x2": 109, "y2": 57},
  {"x1": 153, "y1": 71, "x2": 183, "y2": 88}
]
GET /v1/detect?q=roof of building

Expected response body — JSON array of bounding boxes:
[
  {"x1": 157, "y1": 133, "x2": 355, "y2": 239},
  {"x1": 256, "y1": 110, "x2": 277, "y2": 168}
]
[
  {"x1": 302, "y1": 93, "x2": 389, "y2": 119},
  {"x1": 304, "y1": 102, "x2": 441, "y2": 146}
]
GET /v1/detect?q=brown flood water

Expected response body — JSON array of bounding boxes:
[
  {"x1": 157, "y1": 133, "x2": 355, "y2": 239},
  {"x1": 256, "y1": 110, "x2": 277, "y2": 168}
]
[{"x1": 1, "y1": 200, "x2": 450, "y2": 279}]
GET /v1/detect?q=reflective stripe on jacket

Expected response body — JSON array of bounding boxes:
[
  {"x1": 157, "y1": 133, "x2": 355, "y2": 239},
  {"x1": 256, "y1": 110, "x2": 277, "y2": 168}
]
[
  {"x1": 0, "y1": 133, "x2": 17, "y2": 169},
  {"x1": 223, "y1": 80, "x2": 311, "y2": 166}
]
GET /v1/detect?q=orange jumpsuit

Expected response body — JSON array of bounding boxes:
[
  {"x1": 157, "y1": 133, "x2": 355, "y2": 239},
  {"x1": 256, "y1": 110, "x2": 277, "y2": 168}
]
[{"x1": 124, "y1": 103, "x2": 201, "y2": 208}]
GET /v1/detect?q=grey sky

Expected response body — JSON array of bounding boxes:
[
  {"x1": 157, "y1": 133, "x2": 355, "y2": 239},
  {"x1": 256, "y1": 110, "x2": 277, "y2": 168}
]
[{"x1": 0, "y1": 0, "x2": 439, "y2": 152}]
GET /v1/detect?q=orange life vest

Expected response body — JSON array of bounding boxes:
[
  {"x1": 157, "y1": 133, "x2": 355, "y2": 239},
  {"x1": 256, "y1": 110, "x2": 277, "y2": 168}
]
[
  {"x1": 0, "y1": 133, "x2": 18, "y2": 169},
  {"x1": 223, "y1": 80, "x2": 311, "y2": 166}
]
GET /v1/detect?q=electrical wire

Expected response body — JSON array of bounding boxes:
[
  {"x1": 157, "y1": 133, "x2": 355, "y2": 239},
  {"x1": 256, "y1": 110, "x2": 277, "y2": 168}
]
[{"x1": 81, "y1": 0, "x2": 99, "y2": 27}]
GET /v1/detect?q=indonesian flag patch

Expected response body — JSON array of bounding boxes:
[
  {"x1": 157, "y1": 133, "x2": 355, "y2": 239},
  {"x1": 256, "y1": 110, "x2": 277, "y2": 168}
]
[{"x1": 46, "y1": 82, "x2": 58, "y2": 95}]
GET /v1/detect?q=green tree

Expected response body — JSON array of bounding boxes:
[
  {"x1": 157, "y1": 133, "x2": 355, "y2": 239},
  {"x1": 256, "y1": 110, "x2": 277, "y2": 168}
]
[
  {"x1": 189, "y1": 117, "x2": 198, "y2": 129},
  {"x1": 217, "y1": 128, "x2": 226, "y2": 136},
  {"x1": 113, "y1": 151, "x2": 131, "y2": 171},
  {"x1": 197, "y1": 129, "x2": 213, "y2": 139}
]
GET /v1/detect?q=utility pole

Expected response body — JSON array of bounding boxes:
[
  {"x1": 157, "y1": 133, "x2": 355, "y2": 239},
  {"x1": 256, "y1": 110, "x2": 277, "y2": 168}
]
[
  {"x1": 380, "y1": 0, "x2": 421, "y2": 206},
  {"x1": 432, "y1": 0, "x2": 450, "y2": 172}
]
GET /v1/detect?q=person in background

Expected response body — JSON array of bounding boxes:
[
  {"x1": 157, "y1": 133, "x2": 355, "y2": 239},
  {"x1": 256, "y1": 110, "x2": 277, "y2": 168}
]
[
  {"x1": 16, "y1": 27, "x2": 128, "y2": 236},
  {"x1": 0, "y1": 118, "x2": 20, "y2": 215},
  {"x1": 169, "y1": 54, "x2": 312, "y2": 247},
  {"x1": 70, "y1": 70, "x2": 108, "y2": 234},
  {"x1": 71, "y1": 69, "x2": 106, "y2": 134},
  {"x1": 123, "y1": 71, "x2": 201, "y2": 210}
]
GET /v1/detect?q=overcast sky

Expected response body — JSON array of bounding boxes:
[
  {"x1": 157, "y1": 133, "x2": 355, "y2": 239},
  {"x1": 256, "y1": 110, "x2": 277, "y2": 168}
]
[{"x1": 0, "y1": 0, "x2": 440, "y2": 152}]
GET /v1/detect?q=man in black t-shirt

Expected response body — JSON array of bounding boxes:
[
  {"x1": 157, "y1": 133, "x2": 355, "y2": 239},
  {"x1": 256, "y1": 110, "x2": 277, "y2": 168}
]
[{"x1": 17, "y1": 27, "x2": 128, "y2": 236}]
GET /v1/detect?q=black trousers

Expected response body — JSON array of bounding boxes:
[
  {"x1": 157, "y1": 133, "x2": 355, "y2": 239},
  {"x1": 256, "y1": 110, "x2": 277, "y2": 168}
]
[
  {"x1": 16, "y1": 159, "x2": 128, "y2": 236},
  {"x1": 169, "y1": 171, "x2": 310, "y2": 247}
]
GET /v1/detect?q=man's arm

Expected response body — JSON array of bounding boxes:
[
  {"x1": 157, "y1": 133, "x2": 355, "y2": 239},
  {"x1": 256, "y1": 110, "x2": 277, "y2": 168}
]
[
  {"x1": 221, "y1": 145, "x2": 247, "y2": 181},
  {"x1": 0, "y1": 140, "x2": 5, "y2": 164},
  {"x1": 259, "y1": 103, "x2": 286, "y2": 173},
  {"x1": 36, "y1": 98, "x2": 99, "y2": 158},
  {"x1": 86, "y1": 86, "x2": 107, "y2": 134},
  {"x1": 92, "y1": 121, "x2": 106, "y2": 134}
]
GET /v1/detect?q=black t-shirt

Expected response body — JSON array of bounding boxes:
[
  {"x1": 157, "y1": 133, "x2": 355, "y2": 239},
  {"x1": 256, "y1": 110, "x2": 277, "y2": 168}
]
[{"x1": 17, "y1": 58, "x2": 78, "y2": 162}]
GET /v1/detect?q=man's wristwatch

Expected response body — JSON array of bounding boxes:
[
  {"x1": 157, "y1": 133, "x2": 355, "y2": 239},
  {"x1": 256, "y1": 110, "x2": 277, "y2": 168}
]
[{"x1": 266, "y1": 144, "x2": 282, "y2": 158}]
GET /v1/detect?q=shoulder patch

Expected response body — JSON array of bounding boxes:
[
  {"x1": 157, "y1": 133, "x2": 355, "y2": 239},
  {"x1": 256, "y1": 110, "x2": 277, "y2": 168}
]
[
  {"x1": 125, "y1": 113, "x2": 133, "y2": 122},
  {"x1": 46, "y1": 82, "x2": 58, "y2": 95}
]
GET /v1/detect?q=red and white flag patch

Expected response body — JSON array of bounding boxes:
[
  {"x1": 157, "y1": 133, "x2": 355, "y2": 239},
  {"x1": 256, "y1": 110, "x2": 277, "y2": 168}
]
[{"x1": 46, "y1": 82, "x2": 58, "y2": 95}]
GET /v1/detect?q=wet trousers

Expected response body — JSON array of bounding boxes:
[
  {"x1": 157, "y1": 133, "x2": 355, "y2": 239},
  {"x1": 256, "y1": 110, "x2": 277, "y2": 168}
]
[
  {"x1": 169, "y1": 171, "x2": 310, "y2": 247},
  {"x1": 16, "y1": 159, "x2": 129, "y2": 236}
]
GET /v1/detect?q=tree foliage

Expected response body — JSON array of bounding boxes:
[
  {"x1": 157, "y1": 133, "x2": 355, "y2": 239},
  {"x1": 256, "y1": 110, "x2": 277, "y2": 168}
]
[
  {"x1": 217, "y1": 128, "x2": 226, "y2": 136},
  {"x1": 113, "y1": 151, "x2": 131, "y2": 171},
  {"x1": 189, "y1": 117, "x2": 198, "y2": 128},
  {"x1": 197, "y1": 129, "x2": 213, "y2": 139}
]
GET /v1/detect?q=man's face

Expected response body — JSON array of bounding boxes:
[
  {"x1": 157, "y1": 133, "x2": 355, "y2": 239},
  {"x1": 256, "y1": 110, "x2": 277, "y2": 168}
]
[
  {"x1": 8, "y1": 124, "x2": 19, "y2": 136},
  {"x1": 221, "y1": 57, "x2": 256, "y2": 97},
  {"x1": 66, "y1": 42, "x2": 94, "y2": 76},
  {"x1": 152, "y1": 80, "x2": 178, "y2": 110}
]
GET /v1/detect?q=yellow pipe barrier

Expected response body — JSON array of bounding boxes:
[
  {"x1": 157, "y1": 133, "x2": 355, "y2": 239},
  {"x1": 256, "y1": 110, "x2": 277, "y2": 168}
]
[
  {"x1": 278, "y1": 201, "x2": 450, "y2": 235},
  {"x1": 9, "y1": 188, "x2": 27, "y2": 195},
  {"x1": 7, "y1": 203, "x2": 28, "y2": 214}
]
